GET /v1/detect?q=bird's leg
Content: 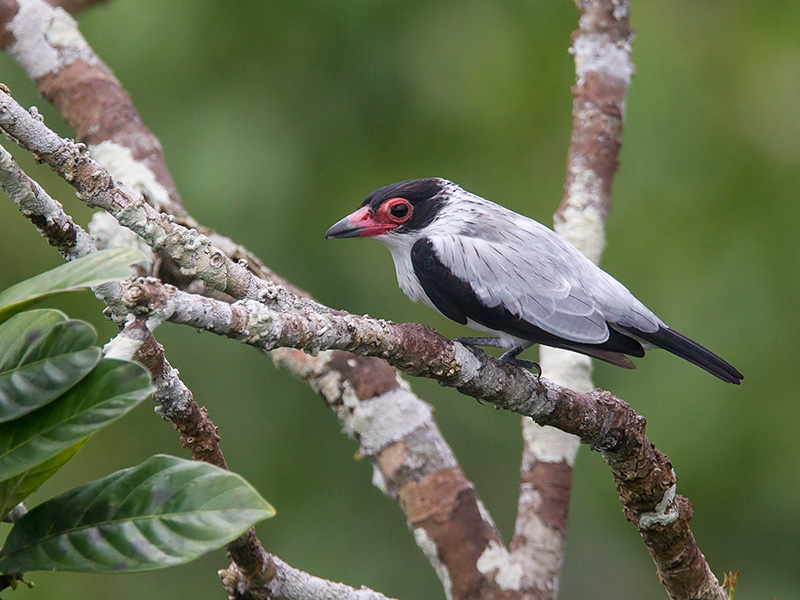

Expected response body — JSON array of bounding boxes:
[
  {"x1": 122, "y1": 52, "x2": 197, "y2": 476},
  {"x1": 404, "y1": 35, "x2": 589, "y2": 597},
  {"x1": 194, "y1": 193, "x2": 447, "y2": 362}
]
[
  {"x1": 453, "y1": 336, "x2": 510, "y2": 368},
  {"x1": 453, "y1": 336, "x2": 509, "y2": 348},
  {"x1": 499, "y1": 343, "x2": 541, "y2": 377}
]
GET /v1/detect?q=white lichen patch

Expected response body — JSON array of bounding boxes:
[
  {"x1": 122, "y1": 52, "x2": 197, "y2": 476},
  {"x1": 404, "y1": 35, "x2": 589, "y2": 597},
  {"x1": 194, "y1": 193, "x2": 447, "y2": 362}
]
[
  {"x1": 414, "y1": 528, "x2": 453, "y2": 600},
  {"x1": 102, "y1": 334, "x2": 142, "y2": 361},
  {"x1": 521, "y1": 418, "x2": 580, "y2": 466},
  {"x1": 515, "y1": 516, "x2": 564, "y2": 594},
  {"x1": 452, "y1": 341, "x2": 482, "y2": 384},
  {"x1": 611, "y1": 0, "x2": 629, "y2": 21},
  {"x1": 45, "y1": 7, "x2": 84, "y2": 48},
  {"x1": 8, "y1": 3, "x2": 98, "y2": 79},
  {"x1": 335, "y1": 381, "x2": 359, "y2": 414},
  {"x1": 477, "y1": 541, "x2": 524, "y2": 590},
  {"x1": 340, "y1": 387, "x2": 434, "y2": 455},
  {"x1": 556, "y1": 170, "x2": 607, "y2": 264},
  {"x1": 573, "y1": 34, "x2": 633, "y2": 87},
  {"x1": 479, "y1": 518, "x2": 565, "y2": 593},
  {"x1": 89, "y1": 211, "x2": 153, "y2": 259},
  {"x1": 90, "y1": 141, "x2": 172, "y2": 212},
  {"x1": 371, "y1": 464, "x2": 388, "y2": 494},
  {"x1": 475, "y1": 499, "x2": 499, "y2": 532},
  {"x1": 271, "y1": 348, "x2": 335, "y2": 385},
  {"x1": 638, "y1": 482, "x2": 679, "y2": 528}
]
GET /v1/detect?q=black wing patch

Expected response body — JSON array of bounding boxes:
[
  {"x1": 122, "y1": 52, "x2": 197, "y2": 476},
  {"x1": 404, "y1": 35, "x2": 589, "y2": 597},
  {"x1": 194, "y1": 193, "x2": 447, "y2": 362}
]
[{"x1": 410, "y1": 238, "x2": 644, "y2": 359}]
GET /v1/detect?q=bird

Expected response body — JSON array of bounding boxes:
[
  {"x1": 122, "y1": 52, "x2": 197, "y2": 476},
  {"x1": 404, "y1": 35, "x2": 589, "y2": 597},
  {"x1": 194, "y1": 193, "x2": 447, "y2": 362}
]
[{"x1": 325, "y1": 177, "x2": 743, "y2": 384}]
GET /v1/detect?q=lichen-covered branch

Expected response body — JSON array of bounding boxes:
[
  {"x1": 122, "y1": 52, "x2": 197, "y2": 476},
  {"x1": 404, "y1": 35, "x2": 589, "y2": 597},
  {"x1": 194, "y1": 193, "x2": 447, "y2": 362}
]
[
  {"x1": 120, "y1": 275, "x2": 725, "y2": 600},
  {"x1": 0, "y1": 87, "x2": 292, "y2": 305},
  {"x1": 0, "y1": 141, "x2": 95, "y2": 259},
  {"x1": 0, "y1": 0, "x2": 185, "y2": 215},
  {"x1": 559, "y1": 0, "x2": 634, "y2": 238},
  {"x1": 512, "y1": 2, "x2": 636, "y2": 597},
  {"x1": 219, "y1": 553, "x2": 398, "y2": 600},
  {"x1": 0, "y1": 117, "x2": 271, "y2": 583},
  {"x1": 2, "y1": 0, "x2": 293, "y2": 291},
  {"x1": 0, "y1": 125, "x2": 227, "y2": 466},
  {"x1": 273, "y1": 348, "x2": 516, "y2": 600}
]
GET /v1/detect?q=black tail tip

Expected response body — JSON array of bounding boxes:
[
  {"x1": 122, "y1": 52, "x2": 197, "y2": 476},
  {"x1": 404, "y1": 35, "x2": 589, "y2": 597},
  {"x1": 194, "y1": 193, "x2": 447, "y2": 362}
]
[
  {"x1": 622, "y1": 325, "x2": 743, "y2": 384},
  {"x1": 719, "y1": 367, "x2": 744, "y2": 385}
]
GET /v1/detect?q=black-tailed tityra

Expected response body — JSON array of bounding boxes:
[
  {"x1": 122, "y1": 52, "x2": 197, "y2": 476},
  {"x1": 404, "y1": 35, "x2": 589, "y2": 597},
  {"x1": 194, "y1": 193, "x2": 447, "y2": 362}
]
[{"x1": 325, "y1": 178, "x2": 743, "y2": 384}]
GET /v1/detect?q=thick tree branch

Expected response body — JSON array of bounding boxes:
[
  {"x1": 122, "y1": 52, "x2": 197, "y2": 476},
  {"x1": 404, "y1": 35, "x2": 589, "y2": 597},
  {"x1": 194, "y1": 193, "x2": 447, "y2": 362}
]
[
  {"x1": 272, "y1": 348, "x2": 522, "y2": 600},
  {"x1": 512, "y1": 2, "x2": 636, "y2": 596},
  {"x1": 122, "y1": 274, "x2": 725, "y2": 600}
]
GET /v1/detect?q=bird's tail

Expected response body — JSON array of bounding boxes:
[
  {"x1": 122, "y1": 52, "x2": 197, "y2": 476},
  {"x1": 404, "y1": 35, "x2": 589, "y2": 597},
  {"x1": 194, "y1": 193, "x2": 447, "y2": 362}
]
[{"x1": 622, "y1": 325, "x2": 743, "y2": 384}]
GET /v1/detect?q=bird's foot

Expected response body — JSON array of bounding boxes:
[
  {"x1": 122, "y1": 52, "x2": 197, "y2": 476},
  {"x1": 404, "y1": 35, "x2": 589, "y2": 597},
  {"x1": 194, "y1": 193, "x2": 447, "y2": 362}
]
[
  {"x1": 454, "y1": 337, "x2": 540, "y2": 377},
  {"x1": 499, "y1": 346, "x2": 541, "y2": 378}
]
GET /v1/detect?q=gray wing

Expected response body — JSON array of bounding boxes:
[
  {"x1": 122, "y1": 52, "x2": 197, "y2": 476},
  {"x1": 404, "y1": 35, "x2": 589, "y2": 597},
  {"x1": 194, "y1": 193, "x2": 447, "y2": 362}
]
[{"x1": 427, "y1": 220, "x2": 662, "y2": 344}]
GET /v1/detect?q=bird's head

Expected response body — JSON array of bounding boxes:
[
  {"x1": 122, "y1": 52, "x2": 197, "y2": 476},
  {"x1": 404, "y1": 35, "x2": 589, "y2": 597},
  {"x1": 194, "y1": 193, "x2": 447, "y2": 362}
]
[{"x1": 326, "y1": 178, "x2": 448, "y2": 239}]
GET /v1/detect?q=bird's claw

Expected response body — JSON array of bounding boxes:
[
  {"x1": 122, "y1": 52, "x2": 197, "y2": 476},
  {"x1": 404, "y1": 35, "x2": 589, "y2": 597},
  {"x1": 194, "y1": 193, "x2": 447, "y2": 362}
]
[
  {"x1": 502, "y1": 357, "x2": 542, "y2": 378},
  {"x1": 454, "y1": 338, "x2": 489, "y2": 369},
  {"x1": 498, "y1": 347, "x2": 541, "y2": 378}
]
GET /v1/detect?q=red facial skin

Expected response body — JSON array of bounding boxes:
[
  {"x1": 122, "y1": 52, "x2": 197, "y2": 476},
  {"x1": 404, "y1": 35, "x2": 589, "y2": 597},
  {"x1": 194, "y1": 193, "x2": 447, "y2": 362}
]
[{"x1": 344, "y1": 198, "x2": 413, "y2": 237}]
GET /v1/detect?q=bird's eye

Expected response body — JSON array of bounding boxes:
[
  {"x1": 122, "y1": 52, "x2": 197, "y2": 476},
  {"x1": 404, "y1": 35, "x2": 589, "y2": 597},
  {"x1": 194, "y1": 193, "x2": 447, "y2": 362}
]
[
  {"x1": 390, "y1": 203, "x2": 409, "y2": 218},
  {"x1": 385, "y1": 199, "x2": 412, "y2": 223}
]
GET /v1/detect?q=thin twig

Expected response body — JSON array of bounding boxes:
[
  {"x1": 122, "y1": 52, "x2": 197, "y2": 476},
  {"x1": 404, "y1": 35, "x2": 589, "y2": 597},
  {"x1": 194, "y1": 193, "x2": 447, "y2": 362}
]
[
  {"x1": 0, "y1": 143, "x2": 95, "y2": 259},
  {"x1": 220, "y1": 554, "x2": 398, "y2": 600}
]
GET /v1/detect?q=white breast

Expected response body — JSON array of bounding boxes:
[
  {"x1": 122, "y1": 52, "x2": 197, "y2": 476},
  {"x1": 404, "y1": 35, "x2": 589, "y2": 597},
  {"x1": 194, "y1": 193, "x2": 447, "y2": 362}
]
[{"x1": 375, "y1": 232, "x2": 439, "y2": 311}]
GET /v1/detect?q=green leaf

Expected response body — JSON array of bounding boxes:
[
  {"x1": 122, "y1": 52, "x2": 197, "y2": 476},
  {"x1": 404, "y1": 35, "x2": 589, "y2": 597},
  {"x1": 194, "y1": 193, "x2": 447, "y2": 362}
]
[
  {"x1": 0, "y1": 455, "x2": 275, "y2": 573},
  {"x1": 0, "y1": 359, "x2": 152, "y2": 481},
  {"x1": 0, "y1": 440, "x2": 87, "y2": 521},
  {"x1": 0, "y1": 248, "x2": 147, "y2": 323},
  {"x1": 0, "y1": 309, "x2": 101, "y2": 423}
]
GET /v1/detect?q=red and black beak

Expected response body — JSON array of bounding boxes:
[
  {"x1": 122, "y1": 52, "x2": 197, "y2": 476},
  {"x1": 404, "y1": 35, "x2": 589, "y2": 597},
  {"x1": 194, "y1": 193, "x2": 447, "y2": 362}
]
[{"x1": 325, "y1": 206, "x2": 394, "y2": 238}]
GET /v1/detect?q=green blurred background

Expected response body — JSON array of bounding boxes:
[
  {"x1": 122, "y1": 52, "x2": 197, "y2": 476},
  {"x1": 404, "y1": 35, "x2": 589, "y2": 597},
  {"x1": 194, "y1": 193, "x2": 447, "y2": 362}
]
[{"x1": 1, "y1": 1, "x2": 798, "y2": 598}]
